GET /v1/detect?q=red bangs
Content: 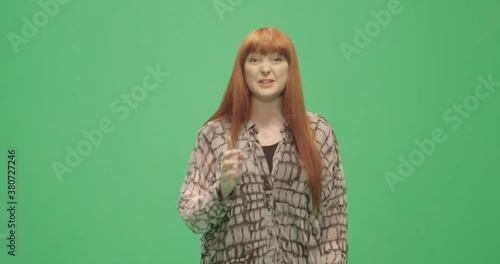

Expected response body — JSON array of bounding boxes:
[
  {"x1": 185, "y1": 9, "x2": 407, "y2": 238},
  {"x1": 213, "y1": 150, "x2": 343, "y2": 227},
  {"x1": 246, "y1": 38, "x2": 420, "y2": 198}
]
[{"x1": 239, "y1": 27, "x2": 292, "y2": 61}]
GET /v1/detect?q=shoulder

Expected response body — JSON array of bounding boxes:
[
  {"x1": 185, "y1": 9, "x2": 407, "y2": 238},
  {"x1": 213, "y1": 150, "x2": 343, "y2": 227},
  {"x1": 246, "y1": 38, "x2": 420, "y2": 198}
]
[
  {"x1": 196, "y1": 118, "x2": 231, "y2": 142},
  {"x1": 306, "y1": 111, "x2": 336, "y2": 137},
  {"x1": 306, "y1": 111, "x2": 341, "y2": 151}
]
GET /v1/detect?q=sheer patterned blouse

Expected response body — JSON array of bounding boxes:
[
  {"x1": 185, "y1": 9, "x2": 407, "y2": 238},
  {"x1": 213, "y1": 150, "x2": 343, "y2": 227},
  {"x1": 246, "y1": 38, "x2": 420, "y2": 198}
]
[{"x1": 177, "y1": 112, "x2": 348, "y2": 264}]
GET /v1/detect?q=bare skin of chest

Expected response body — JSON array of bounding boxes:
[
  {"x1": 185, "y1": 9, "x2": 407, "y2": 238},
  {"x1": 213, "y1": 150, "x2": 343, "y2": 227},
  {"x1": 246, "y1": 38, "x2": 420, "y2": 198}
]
[{"x1": 257, "y1": 127, "x2": 282, "y2": 146}]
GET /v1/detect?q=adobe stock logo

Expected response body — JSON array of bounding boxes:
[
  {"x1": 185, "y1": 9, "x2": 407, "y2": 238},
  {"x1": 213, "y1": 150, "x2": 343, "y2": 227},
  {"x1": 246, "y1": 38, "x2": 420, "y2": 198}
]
[
  {"x1": 384, "y1": 74, "x2": 499, "y2": 192},
  {"x1": 213, "y1": 0, "x2": 243, "y2": 21},
  {"x1": 340, "y1": 0, "x2": 409, "y2": 63},
  {"x1": 51, "y1": 64, "x2": 170, "y2": 182},
  {"x1": 7, "y1": 0, "x2": 71, "y2": 53}
]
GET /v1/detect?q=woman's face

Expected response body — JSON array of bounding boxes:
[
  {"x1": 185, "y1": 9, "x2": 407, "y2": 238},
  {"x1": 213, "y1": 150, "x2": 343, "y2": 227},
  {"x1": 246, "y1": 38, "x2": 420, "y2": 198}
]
[{"x1": 243, "y1": 52, "x2": 289, "y2": 102}]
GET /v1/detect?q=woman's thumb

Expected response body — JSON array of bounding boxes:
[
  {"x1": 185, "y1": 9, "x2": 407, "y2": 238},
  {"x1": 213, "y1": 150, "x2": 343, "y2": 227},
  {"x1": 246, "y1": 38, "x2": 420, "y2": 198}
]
[{"x1": 227, "y1": 136, "x2": 233, "y2": 150}]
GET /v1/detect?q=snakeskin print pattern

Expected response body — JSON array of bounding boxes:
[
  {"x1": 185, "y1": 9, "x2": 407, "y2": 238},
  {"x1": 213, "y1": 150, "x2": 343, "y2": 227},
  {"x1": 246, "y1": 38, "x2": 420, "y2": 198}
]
[{"x1": 177, "y1": 112, "x2": 348, "y2": 264}]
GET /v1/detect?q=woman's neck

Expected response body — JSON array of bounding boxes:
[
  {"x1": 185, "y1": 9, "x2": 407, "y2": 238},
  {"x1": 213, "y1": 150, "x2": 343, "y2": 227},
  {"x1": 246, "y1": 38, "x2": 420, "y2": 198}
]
[{"x1": 250, "y1": 96, "x2": 285, "y2": 129}]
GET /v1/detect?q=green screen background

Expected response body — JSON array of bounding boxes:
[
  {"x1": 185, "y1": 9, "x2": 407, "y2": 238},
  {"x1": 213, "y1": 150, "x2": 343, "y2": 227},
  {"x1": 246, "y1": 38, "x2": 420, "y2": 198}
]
[{"x1": 1, "y1": 0, "x2": 499, "y2": 263}]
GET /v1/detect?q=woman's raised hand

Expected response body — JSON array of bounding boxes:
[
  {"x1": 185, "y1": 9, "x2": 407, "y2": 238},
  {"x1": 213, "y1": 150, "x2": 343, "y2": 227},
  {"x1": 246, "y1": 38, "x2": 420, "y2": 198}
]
[{"x1": 220, "y1": 137, "x2": 244, "y2": 199}]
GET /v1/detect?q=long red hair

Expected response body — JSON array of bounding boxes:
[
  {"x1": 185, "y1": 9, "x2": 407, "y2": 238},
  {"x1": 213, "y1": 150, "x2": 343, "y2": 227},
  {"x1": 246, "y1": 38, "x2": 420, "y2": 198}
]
[{"x1": 204, "y1": 27, "x2": 323, "y2": 211}]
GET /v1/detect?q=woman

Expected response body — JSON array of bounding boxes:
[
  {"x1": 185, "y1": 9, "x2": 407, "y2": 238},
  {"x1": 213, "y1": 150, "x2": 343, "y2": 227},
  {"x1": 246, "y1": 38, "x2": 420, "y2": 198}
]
[{"x1": 177, "y1": 26, "x2": 348, "y2": 264}]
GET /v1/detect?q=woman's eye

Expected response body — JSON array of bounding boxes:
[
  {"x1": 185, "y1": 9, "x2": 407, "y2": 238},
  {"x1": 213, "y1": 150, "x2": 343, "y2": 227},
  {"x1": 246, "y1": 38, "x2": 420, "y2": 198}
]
[
  {"x1": 273, "y1": 56, "x2": 283, "y2": 62},
  {"x1": 249, "y1": 57, "x2": 258, "y2": 62}
]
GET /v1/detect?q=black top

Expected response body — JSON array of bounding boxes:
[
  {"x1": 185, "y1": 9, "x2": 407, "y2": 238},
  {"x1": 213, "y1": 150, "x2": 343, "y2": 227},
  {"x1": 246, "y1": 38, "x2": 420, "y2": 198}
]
[{"x1": 262, "y1": 142, "x2": 279, "y2": 174}]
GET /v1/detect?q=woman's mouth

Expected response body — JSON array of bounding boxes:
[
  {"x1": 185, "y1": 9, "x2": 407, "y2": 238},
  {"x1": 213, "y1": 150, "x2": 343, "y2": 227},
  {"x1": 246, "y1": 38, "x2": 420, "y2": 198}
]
[{"x1": 258, "y1": 79, "x2": 275, "y2": 88}]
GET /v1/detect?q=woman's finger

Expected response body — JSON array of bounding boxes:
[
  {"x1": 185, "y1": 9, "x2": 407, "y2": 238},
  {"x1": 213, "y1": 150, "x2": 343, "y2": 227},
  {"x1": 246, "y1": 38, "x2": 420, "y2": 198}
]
[
  {"x1": 225, "y1": 159, "x2": 241, "y2": 168},
  {"x1": 223, "y1": 149, "x2": 242, "y2": 159}
]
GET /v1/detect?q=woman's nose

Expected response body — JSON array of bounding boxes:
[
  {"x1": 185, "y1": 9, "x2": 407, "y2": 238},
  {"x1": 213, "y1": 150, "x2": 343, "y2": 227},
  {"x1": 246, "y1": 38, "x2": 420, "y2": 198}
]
[
  {"x1": 260, "y1": 64, "x2": 271, "y2": 74},
  {"x1": 259, "y1": 58, "x2": 276, "y2": 75}
]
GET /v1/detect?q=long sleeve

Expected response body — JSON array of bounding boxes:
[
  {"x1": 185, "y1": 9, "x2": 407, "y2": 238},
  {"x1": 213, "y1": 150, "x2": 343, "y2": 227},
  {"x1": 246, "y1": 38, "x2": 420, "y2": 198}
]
[
  {"x1": 177, "y1": 126, "x2": 229, "y2": 235},
  {"x1": 318, "y1": 125, "x2": 348, "y2": 264}
]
